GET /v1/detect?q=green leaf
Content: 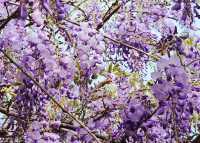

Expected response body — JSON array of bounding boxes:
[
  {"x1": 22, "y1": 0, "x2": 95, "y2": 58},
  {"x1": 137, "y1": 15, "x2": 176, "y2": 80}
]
[
  {"x1": 106, "y1": 63, "x2": 129, "y2": 77},
  {"x1": 129, "y1": 72, "x2": 140, "y2": 87},
  {"x1": 184, "y1": 38, "x2": 194, "y2": 47}
]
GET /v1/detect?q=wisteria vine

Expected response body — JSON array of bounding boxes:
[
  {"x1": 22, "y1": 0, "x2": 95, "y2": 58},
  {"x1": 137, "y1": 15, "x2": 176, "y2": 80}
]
[{"x1": 0, "y1": 0, "x2": 200, "y2": 143}]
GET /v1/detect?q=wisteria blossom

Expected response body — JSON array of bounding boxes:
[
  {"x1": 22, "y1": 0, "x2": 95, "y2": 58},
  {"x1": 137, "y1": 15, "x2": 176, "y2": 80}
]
[{"x1": 0, "y1": 0, "x2": 200, "y2": 143}]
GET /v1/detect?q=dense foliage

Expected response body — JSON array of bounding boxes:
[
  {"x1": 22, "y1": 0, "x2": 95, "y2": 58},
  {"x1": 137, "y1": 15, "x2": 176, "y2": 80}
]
[{"x1": 0, "y1": 0, "x2": 200, "y2": 143}]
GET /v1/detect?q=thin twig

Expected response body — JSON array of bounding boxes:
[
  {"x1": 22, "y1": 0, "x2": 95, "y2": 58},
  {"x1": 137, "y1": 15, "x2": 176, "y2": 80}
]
[
  {"x1": 0, "y1": 107, "x2": 24, "y2": 121},
  {"x1": 65, "y1": 1, "x2": 88, "y2": 20},
  {"x1": 185, "y1": 58, "x2": 200, "y2": 67},
  {"x1": 104, "y1": 35, "x2": 160, "y2": 60},
  {"x1": 131, "y1": 10, "x2": 178, "y2": 21}
]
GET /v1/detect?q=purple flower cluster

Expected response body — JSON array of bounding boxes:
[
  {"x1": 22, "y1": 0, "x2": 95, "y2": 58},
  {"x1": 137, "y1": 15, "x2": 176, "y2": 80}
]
[{"x1": 0, "y1": 1, "x2": 200, "y2": 143}]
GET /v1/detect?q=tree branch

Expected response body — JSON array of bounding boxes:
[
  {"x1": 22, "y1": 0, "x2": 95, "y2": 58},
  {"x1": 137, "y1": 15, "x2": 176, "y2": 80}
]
[
  {"x1": 0, "y1": 107, "x2": 24, "y2": 122},
  {"x1": 0, "y1": 9, "x2": 19, "y2": 31},
  {"x1": 96, "y1": 1, "x2": 121, "y2": 30},
  {"x1": 0, "y1": 49, "x2": 102, "y2": 143},
  {"x1": 104, "y1": 35, "x2": 160, "y2": 60},
  {"x1": 192, "y1": 134, "x2": 200, "y2": 143},
  {"x1": 61, "y1": 20, "x2": 160, "y2": 60}
]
